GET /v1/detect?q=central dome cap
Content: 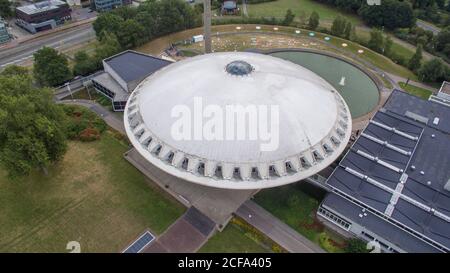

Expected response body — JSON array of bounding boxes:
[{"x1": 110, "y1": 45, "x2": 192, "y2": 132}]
[
  {"x1": 226, "y1": 60, "x2": 254, "y2": 76},
  {"x1": 124, "y1": 52, "x2": 352, "y2": 189}
]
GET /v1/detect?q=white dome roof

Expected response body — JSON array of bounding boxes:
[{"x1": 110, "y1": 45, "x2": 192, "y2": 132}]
[{"x1": 124, "y1": 52, "x2": 352, "y2": 189}]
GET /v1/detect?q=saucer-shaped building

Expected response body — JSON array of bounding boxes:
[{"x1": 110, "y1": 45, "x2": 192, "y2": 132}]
[{"x1": 124, "y1": 52, "x2": 352, "y2": 189}]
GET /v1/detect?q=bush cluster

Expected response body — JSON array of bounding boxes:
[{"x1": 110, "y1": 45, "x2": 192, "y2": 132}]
[{"x1": 63, "y1": 105, "x2": 107, "y2": 142}]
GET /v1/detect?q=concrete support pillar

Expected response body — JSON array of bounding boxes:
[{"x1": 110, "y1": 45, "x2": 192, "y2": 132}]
[{"x1": 203, "y1": 0, "x2": 212, "y2": 53}]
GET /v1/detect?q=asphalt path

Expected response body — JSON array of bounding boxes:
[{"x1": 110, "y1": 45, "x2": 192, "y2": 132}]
[
  {"x1": 0, "y1": 24, "x2": 96, "y2": 68},
  {"x1": 416, "y1": 20, "x2": 441, "y2": 35},
  {"x1": 236, "y1": 200, "x2": 325, "y2": 253}
]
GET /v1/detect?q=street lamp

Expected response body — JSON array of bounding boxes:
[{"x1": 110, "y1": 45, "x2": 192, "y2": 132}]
[{"x1": 66, "y1": 82, "x2": 73, "y2": 100}]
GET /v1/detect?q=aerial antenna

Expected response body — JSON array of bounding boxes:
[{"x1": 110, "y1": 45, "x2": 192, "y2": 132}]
[{"x1": 203, "y1": 0, "x2": 212, "y2": 53}]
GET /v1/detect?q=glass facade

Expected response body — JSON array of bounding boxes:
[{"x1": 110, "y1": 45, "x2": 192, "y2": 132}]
[
  {"x1": 113, "y1": 101, "x2": 126, "y2": 111},
  {"x1": 94, "y1": 0, "x2": 124, "y2": 11},
  {"x1": 318, "y1": 207, "x2": 351, "y2": 231},
  {"x1": 92, "y1": 80, "x2": 114, "y2": 99},
  {"x1": 92, "y1": 79, "x2": 127, "y2": 112}
]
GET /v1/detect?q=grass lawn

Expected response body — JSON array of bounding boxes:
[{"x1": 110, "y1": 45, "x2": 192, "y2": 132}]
[
  {"x1": 0, "y1": 131, "x2": 185, "y2": 253},
  {"x1": 246, "y1": 0, "x2": 363, "y2": 25},
  {"x1": 399, "y1": 82, "x2": 433, "y2": 100},
  {"x1": 323, "y1": 34, "x2": 418, "y2": 80},
  {"x1": 390, "y1": 43, "x2": 414, "y2": 62},
  {"x1": 199, "y1": 223, "x2": 270, "y2": 253},
  {"x1": 254, "y1": 182, "x2": 347, "y2": 252}
]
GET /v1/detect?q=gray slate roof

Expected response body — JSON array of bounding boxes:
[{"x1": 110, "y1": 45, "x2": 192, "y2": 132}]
[{"x1": 104, "y1": 50, "x2": 171, "y2": 84}]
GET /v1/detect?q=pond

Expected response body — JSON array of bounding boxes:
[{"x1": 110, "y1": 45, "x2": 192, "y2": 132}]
[{"x1": 269, "y1": 51, "x2": 380, "y2": 118}]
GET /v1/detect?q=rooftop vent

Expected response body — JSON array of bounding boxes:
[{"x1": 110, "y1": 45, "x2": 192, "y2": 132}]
[
  {"x1": 404, "y1": 111, "x2": 429, "y2": 124},
  {"x1": 444, "y1": 179, "x2": 450, "y2": 192},
  {"x1": 433, "y1": 117, "x2": 440, "y2": 125}
]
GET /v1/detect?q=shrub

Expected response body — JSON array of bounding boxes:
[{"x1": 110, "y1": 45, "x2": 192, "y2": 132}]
[
  {"x1": 63, "y1": 105, "x2": 107, "y2": 141},
  {"x1": 318, "y1": 232, "x2": 341, "y2": 253},
  {"x1": 345, "y1": 238, "x2": 369, "y2": 253}
]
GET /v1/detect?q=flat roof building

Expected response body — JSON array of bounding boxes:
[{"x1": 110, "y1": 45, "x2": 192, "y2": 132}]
[
  {"x1": 93, "y1": 0, "x2": 132, "y2": 12},
  {"x1": 91, "y1": 50, "x2": 172, "y2": 111},
  {"x1": 15, "y1": 0, "x2": 71, "y2": 33},
  {"x1": 318, "y1": 89, "x2": 450, "y2": 253},
  {"x1": 429, "y1": 81, "x2": 450, "y2": 107}
]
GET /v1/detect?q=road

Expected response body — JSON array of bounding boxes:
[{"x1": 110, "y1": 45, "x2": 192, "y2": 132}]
[
  {"x1": 0, "y1": 23, "x2": 96, "y2": 68},
  {"x1": 236, "y1": 200, "x2": 325, "y2": 253},
  {"x1": 416, "y1": 20, "x2": 441, "y2": 35}
]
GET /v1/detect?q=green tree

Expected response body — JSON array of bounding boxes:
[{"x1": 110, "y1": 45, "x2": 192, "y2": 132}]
[
  {"x1": 331, "y1": 16, "x2": 346, "y2": 37},
  {"x1": 156, "y1": 0, "x2": 200, "y2": 36},
  {"x1": 344, "y1": 21, "x2": 352, "y2": 39},
  {"x1": 358, "y1": 0, "x2": 415, "y2": 29},
  {"x1": 419, "y1": 58, "x2": 445, "y2": 82},
  {"x1": 436, "y1": 27, "x2": 450, "y2": 53},
  {"x1": 92, "y1": 13, "x2": 124, "y2": 40},
  {"x1": 94, "y1": 32, "x2": 122, "y2": 63},
  {"x1": 308, "y1": 11, "x2": 320, "y2": 30},
  {"x1": 92, "y1": 0, "x2": 201, "y2": 46},
  {"x1": 408, "y1": 44, "x2": 423, "y2": 72},
  {"x1": 345, "y1": 239, "x2": 369, "y2": 253},
  {"x1": 368, "y1": 29, "x2": 384, "y2": 53},
  {"x1": 336, "y1": 0, "x2": 361, "y2": 12},
  {"x1": 73, "y1": 51, "x2": 98, "y2": 76},
  {"x1": 435, "y1": 0, "x2": 445, "y2": 9},
  {"x1": 33, "y1": 47, "x2": 71, "y2": 87},
  {"x1": 115, "y1": 19, "x2": 146, "y2": 49},
  {"x1": 0, "y1": 65, "x2": 29, "y2": 77},
  {"x1": 282, "y1": 9, "x2": 295, "y2": 26},
  {"x1": 0, "y1": 75, "x2": 67, "y2": 178},
  {"x1": 443, "y1": 44, "x2": 450, "y2": 59},
  {"x1": 331, "y1": 16, "x2": 340, "y2": 36},
  {"x1": 0, "y1": 0, "x2": 13, "y2": 18},
  {"x1": 135, "y1": 6, "x2": 160, "y2": 39},
  {"x1": 111, "y1": 5, "x2": 139, "y2": 20}
]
